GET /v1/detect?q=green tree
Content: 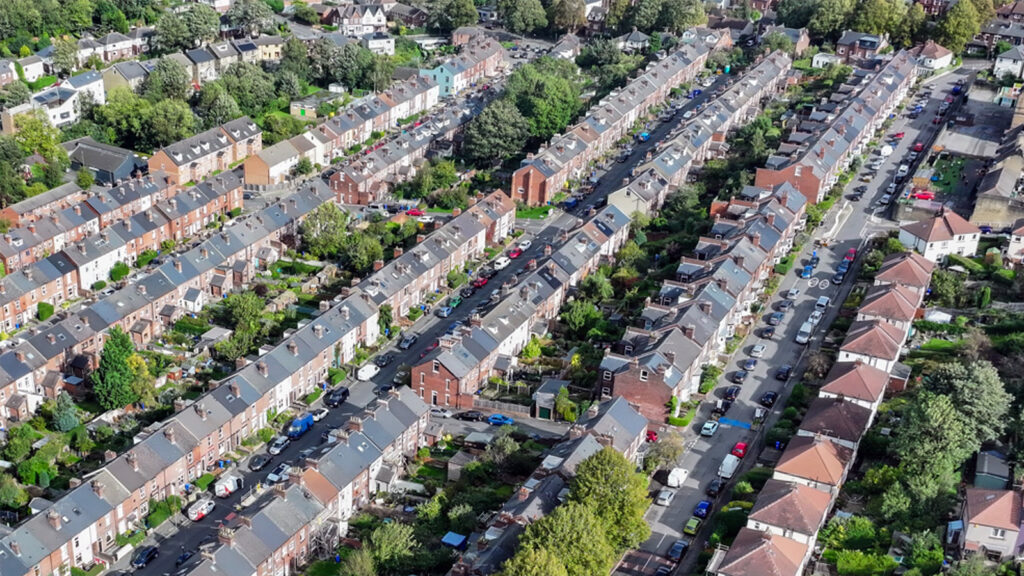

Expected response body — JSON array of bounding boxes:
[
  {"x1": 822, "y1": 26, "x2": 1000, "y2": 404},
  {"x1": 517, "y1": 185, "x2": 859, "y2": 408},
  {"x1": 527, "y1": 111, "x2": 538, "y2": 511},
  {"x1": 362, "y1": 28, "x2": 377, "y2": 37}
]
[
  {"x1": 294, "y1": 157, "x2": 314, "y2": 176},
  {"x1": 547, "y1": 0, "x2": 585, "y2": 31},
  {"x1": 276, "y1": 71, "x2": 304, "y2": 100},
  {"x1": 0, "y1": 163, "x2": 26, "y2": 208},
  {"x1": 302, "y1": 202, "x2": 349, "y2": 258},
  {"x1": 948, "y1": 555, "x2": 1000, "y2": 576},
  {"x1": 776, "y1": 0, "x2": 816, "y2": 28},
  {"x1": 14, "y1": 111, "x2": 68, "y2": 166},
  {"x1": 220, "y1": 62, "x2": 276, "y2": 116},
  {"x1": 462, "y1": 99, "x2": 528, "y2": 162},
  {"x1": 341, "y1": 547, "x2": 376, "y2": 576},
  {"x1": 294, "y1": 2, "x2": 319, "y2": 25},
  {"x1": 659, "y1": 0, "x2": 706, "y2": 34},
  {"x1": 761, "y1": 30, "x2": 795, "y2": 54},
  {"x1": 75, "y1": 169, "x2": 94, "y2": 189},
  {"x1": 501, "y1": 546, "x2": 569, "y2": 576},
  {"x1": 571, "y1": 447, "x2": 650, "y2": 549},
  {"x1": 498, "y1": 0, "x2": 548, "y2": 34},
  {"x1": 155, "y1": 4, "x2": 219, "y2": 52},
  {"x1": 226, "y1": 0, "x2": 274, "y2": 36},
  {"x1": 52, "y1": 38, "x2": 78, "y2": 76},
  {"x1": 378, "y1": 304, "x2": 393, "y2": 336},
  {"x1": 280, "y1": 36, "x2": 311, "y2": 82},
  {"x1": 554, "y1": 387, "x2": 578, "y2": 421},
  {"x1": 224, "y1": 291, "x2": 265, "y2": 333},
  {"x1": 126, "y1": 353, "x2": 157, "y2": 407},
  {"x1": 505, "y1": 57, "x2": 582, "y2": 140},
  {"x1": 929, "y1": 269, "x2": 965, "y2": 307},
  {"x1": 194, "y1": 82, "x2": 243, "y2": 128},
  {"x1": 561, "y1": 299, "x2": 602, "y2": 340},
  {"x1": 521, "y1": 335, "x2": 542, "y2": 359},
  {"x1": 891, "y1": 391, "x2": 972, "y2": 502},
  {"x1": 142, "y1": 57, "x2": 192, "y2": 102},
  {"x1": 645, "y1": 430, "x2": 684, "y2": 471},
  {"x1": 924, "y1": 361, "x2": 1010, "y2": 447},
  {"x1": 93, "y1": 326, "x2": 139, "y2": 410},
  {"x1": 0, "y1": 473, "x2": 28, "y2": 509},
  {"x1": 936, "y1": 0, "x2": 980, "y2": 54},
  {"x1": 53, "y1": 391, "x2": 79, "y2": 432},
  {"x1": 340, "y1": 232, "x2": 385, "y2": 275},
  {"x1": 2, "y1": 425, "x2": 35, "y2": 463},
  {"x1": 629, "y1": 0, "x2": 663, "y2": 31},
  {"x1": 579, "y1": 272, "x2": 614, "y2": 301},
  {"x1": 605, "y1": 0, "x2": 631, "y2": 31},
  {"x1": 369, "y1": 521, "x2": 417, "y2": 573},
  {"x1": 146, "y1": 98, "x2": 195, "y2": 149},
  {"x1": 427, "y1": 0, "x2": 478, "y2": 32},
  {"x1": 807, "y1": 0, "x2": 854, "y2": 39},
  {"x1": 0, "y1": 82, "x2": 31, "y2": 107},
  {"x1": 907, "y1": 531, "x2": 943, "y2": 574},
  {"x1": 93, "y1": 87, "x2": 151, "y2": 149},
  {"x1": 518, "y1": 502, "x2": 617, "y2": 576}
]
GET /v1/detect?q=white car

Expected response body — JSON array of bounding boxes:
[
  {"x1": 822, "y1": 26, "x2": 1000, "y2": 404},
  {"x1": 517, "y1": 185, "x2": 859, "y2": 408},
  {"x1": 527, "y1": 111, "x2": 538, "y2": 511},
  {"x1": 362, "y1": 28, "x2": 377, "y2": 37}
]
[
  {"x1": 518, "y1": 240, "x2": 532, "y2": 250},
  {"x1": 430, "y1": 407, "x2": 453, "y2": 418},
  {"x1": 493, "y1": 256, "x2": 511, "y2": 270},
  {"x1": 750, "y1": 344, "x2": 766, "y2": 358},
  {"x1": 683, "y1": 110, "x2": 695, "y2": 119},
  {"x1": 266, "y1": 463, "x2": 292, "y2": 484},
  {"x1": 268, "y1": 436, "x2": 290, "y2": 455},
  {"x1": 418, "y1": 216, "x2": 436, "y2": 224},
  {"x1": 311, "y1": 408, "x2": 329, "y2": 422},
  {"x1": 656, "y1": 489, "x2": 675, "y2": 506},
  {"x1": 809, "y1": 310, "x2": 823, "y2": 325},
  {"x1": 786, "y1": 289, "x2": 801, "y2": 299},
  {"x1": 357, "y1": 364, "x2": 380, "y2": 381},
  {"x1": 187, "y1": 498, "x2": 215, "y2": 521}
]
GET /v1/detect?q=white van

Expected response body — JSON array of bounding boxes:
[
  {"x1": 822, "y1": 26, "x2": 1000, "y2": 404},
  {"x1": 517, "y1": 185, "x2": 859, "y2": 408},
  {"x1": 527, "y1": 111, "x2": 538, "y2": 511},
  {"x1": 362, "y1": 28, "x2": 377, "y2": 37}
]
[
  {"x1": 795, "y1": 321, "x2": 814, "y2": 344},
  {"x1": 815, "y1": 296, "x2": 831, "y2": 311},
  {"x1": 667, "y1": 468, "x2": 689, "y2": 488},
  {"x1": 718, "y1": 454, "x2": 740, "y2": 479}
]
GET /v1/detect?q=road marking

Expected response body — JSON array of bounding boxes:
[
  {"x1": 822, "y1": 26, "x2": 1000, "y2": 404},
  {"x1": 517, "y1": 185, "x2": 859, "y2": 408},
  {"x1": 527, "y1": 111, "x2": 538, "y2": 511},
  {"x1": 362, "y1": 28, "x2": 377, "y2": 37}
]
[
  {"x1": 718, "y1": 417, "x2": 751, "y2": 429},
  {"x1": 807, "y1": 278, "x2": 820, "y2": 288},
  {"x1": 819, "y1": 280, "x2": 831, "y2": 289}
]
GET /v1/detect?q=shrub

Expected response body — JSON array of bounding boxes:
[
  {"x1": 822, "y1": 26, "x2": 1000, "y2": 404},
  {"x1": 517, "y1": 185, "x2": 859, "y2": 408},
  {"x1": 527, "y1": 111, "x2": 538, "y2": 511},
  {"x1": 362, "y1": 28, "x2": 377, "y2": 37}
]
[
  {"x1": 37, "y1": 302, "x2": 54, "y2": 321},
  {"x1": 773, "y1": 255, "x2": 795, "y2": 275},
  {"x1": 92, "y1": 281, "x2": 107, "y2": 291},
  {"x1": 328, "y1": 367, "x2": 347, "y2": 384},
  {"x1": 257, "y1": 428, "x2": 275, "y2": 443},
  {"x1": 739, "y1": 466, "x2": 773, "y2": 490},
  {"x1": 136, "y1": 250, "x2": 158, "y2": 268},
  {"x1": 994, "y1": 268, "x2": 1016, "y2": 285},
  {"x1": 229, "y1": 207, "x2": 242, "y2": 218},
  {"x1": 699, "y1": 365, "x2": 722, "y2": 394},
  {"x1": 407, "y1": 307, "x2": 424, "y2": 321},
  {"x1": 946, "y1": 254, "x2": 984, "y2": 274},
  {"x1": 733, "y1": 481, "x2": 754, "y2": 496},
  {"x1": 668, "y1": 404, "x2": 696, "y2": 427},
  {"x1": 109, "y1": 261, "x2": 130, "y2": 282}
]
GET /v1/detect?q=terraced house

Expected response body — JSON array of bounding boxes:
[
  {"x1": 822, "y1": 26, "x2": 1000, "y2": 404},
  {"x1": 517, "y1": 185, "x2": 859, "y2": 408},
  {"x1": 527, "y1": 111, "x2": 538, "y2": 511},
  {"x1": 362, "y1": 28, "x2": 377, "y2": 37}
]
[{"x1": 148, "y1": 117, "x2": 263, "y2": 186}]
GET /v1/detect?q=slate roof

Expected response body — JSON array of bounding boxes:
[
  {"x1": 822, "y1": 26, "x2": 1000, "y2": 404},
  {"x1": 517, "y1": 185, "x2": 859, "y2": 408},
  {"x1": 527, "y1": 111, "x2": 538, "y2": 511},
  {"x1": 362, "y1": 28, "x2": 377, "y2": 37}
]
[{"x1": 578, "y1": 397, "x2": 647, "y2": 454}]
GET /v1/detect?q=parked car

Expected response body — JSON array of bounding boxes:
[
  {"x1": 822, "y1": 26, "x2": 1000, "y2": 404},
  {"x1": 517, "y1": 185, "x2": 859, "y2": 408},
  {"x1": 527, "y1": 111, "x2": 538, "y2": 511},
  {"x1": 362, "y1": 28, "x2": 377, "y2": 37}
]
[
  {"x1": 760, "y1": 391, "x2": 779, "y2": 408},
  {"x1": 176, "y1": 551, "x2": 195, "y2": 567},
  {"x1": 472, "y1": 277, "x2": 489, "y2": 288},
  {"x1": 508, "y1": 248, "x2": 523, "y2": 259},
  {"x1": 488, "y1": 414, "x2": 515, "y2": 426},
  {"x1": 775, "y1": 365, "x2": 793, "y2": 380},
  {"x1": 832, "y1": 271, "x2": 847, "y2": 283},
  {"x1": 399, "y1": 334, "x2": 419, "y2": 350},
  {"x1": 800, "y1": 265, "x2": 813, "y2": 279},
  {"x1": 700, "y1": 420, "x2": 720, "y2": 437},
  {"x1": 480, "y1": 267, "x2": 497, "y2": 279},
  {"x1": 724, "y1": 386, "x2": 740, "y2": 401},
  {"x1": 777, "y1": 299, "x2": 794, "y2": 311},
  {"x1": 266, "y1": 463, "x2": 292, "y2": 484},
  {"x1": 357, "y1": 364, "x2": 380, "y2": 381},
  {"x1": 268, "y1": 436, "x2": 290, "y2": 455},
  {"x1": 132, "y1": 546, "x2": 159, "y2": 569},
  {"x1": 656, "y1": 489, "x2": 675, "y2": 506},
  {"x1": 519, "y1": 240, "x2": 532, "y2": 250},
  {"x1": 740, "y1": 358, "x2": 757, "y2": 371},
  {"x1": 731, "y1": 442, "x2": 749, "y2": 458},
  {"x1": 448, "y1": 295, "x2": 463, "y2": 308},
  {"x1": 310, "y1": 408, "x2": 329, "y2": 422},
  {"x1": 667, "y1": 539, "x2": 689, "y2": 562},
  {"x1": 460, "y1": 286, "x2": 476, "y2": 298},
  {"x1": 430, "y1": 407, "x2": 453, "y2": 419},
  {"x1": 406, "y1": 208, "x2": 424, "y2": 217},
  {"x1": 750, "y1": 344, "x2": 766, "y2": 358},
  {"x1": 493, "y1": 256, "x2": 511, "y2": 270},
  {"x1": 767, "y1": 312, "x2": 784, "y2": 326},
  {"x1": 374, "y1": 354, "x2": 394, "y2": 367},
  {"x1": 435, "y1": 306, "x2": 453, "y2": 318},
  {"x1": 455, "y1": 410, "x2": 487, "y2": 422},
  {"x1": 324, "y1": 386, "x2": 349, "y2": 408},
  {"x1": 187, "y1": 498, "x2": 216, "y2": 521},
  {"x1": 761, "y1": 326, "x2": 776, "y2": 339},
  {"x1": 809, "y1": 310, "x2": 824, "y2": 325},
  {"x1": 248, "y1": 453, "x2": 272, "y2": 472},
  {"x1": 706, "y1": 477, "x2": 723, "y2": 497},
  {"x1": 693, "y1": 500, "x2": 712, "y2": 519},
  {"x1": 683, "y1": 517, "x2": 702, "y2": 536},
  {"x1": 731, "y1": 371, "x2": 748, "y2": 384}
]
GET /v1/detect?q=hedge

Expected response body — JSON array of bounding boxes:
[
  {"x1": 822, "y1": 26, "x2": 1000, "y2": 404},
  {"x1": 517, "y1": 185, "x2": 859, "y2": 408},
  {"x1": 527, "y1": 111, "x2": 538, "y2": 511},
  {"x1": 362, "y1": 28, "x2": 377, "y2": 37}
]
[
  {"x1": 37, "y1": 302, "x2": 54, "y2": 321},
  {"x1": 109, "y1": 262, "x2": 130, "y2": 282},
  {"x1": 407, "y1": 307, "x2": 424, "y2": 321},
  {"x1": 946, "y1": 253, "x2": 984, "y2": 274},
  {"x1": 136, "y1": 250, "x2": 158, "y2": 268},
  {"x1": 328, "y1": 367, "x2": 347, "y2": 384},
  {"x1": 91, "y1": 281, "x2": 107, "y2": 291},
  {"x1": 773, "y1": 254, "x2": 795, "y2": 275},
  {"x1": 994, "y1": 268, "x2": 1016, "y2": 285},
  {"x1": 194, "y1": 473, "x2": 215, "y2": 491},
  {"x1": 668, "y1": 404, "x2": 696, "y2": 427}
]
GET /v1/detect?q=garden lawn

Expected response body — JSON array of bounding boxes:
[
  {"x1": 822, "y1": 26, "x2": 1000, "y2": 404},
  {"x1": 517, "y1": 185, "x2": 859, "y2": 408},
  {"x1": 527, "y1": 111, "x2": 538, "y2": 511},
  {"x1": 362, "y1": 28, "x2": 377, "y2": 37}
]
[
  {"x1": 516, "y1": 205, "x2": 553, "y2": 219},
  {"x1": 930, "y1": 156, "x2": 965, "y2": 195}
]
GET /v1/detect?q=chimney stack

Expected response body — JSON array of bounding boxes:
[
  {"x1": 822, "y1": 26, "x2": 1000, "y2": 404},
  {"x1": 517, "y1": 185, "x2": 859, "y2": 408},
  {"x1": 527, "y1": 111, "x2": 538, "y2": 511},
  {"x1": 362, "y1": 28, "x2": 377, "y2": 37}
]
[
  {"x1": 47, "y1": 509, "x2": 61, "y2": 531},
  {"x1": 164, "y1": 427, "x2": 176, "y2": 444},
  {"x1": 91, "y1": 480, "x2": 105, "y2": 499},
  {"x1": 195, "y1": 403, "x2": 207, "y2": 420}
]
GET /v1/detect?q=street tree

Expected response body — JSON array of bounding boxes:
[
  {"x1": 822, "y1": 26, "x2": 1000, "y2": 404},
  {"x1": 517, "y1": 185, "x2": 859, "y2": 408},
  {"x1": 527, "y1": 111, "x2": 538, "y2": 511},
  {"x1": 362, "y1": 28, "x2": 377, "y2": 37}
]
[
  {"x1": 936, "y1": 0, "x2": 980, "y2": 54},
  {"x1": 427, "y1": 0, "x2": 478, "y2": 32},
  {"x1": 645, "y1": 430, "x2": 685, "y2": 471},
  {"x1": 501, "y1": 547, "x2": 569, "y2": 576},
  {"x1": 93, "y1": 326, "x2": 139, "y2": 410},
  {"x1": 226, "y1": 0, "x2": 274, "y2": 36},
  {"x1": 547, "y1": 0, "x2": 585, "y2": 31},
  {"x1": 142, "y1": 57, "x2": 192, "y2": 102},
  {"x1": 53, "y1": 392, "x2": 80, "y2": 432},
  {"x1": 924, "y1": 360, "x2": 1010, "y2": 446},
  {"x1": 571, "y1": 447, "x2": 651, "y2": 549},
  {"x1": 498, "y1": 0, "x2": 548, "y2": 34},
  {"x1": 518, "y1": 502, "x2": 618, "y2": 576},
  {"x1": 302, "y1": 202, "x2": 349, "y2": 258},
  {"x1": 463, "y1": 100, "x2": 530, "y2": 164}
]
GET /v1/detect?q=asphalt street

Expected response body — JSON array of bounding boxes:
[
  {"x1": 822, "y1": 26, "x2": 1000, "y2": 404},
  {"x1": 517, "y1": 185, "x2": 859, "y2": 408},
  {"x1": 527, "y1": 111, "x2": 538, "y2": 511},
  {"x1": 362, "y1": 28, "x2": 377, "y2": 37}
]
[{"x1": 620, "y1": 68, "x2": 971, "y2": 576}]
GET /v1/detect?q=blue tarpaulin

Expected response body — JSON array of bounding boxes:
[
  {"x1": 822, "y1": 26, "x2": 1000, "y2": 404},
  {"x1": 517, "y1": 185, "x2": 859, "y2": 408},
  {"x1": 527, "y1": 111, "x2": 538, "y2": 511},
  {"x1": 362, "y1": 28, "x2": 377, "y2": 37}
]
[{"x1": 441, "y1": 532, "x2": 468, "y2": 550}]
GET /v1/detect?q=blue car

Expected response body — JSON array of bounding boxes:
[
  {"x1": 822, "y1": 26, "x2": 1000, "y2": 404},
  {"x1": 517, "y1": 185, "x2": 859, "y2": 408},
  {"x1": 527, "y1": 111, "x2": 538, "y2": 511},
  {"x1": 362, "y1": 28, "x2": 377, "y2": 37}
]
[
  {"x1": 837, "y1": 260, "x2": 850, "y2": 274},
  {"x1": 800, "y1": 265, "x2": 813, "y2": 279},
  {"x1": 694, "y1": 500, "x2": 712, "y2": 518},
  {"x1": 488, "y1": 414, "x2": 515, "y2": 426}
]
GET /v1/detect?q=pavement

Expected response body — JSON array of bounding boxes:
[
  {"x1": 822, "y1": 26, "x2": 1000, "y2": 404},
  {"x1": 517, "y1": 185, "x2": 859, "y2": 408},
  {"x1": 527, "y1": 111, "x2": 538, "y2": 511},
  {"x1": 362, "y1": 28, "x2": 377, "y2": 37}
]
[{"x1": 618, "y1": 67, "x2": 971, "y2": 576}]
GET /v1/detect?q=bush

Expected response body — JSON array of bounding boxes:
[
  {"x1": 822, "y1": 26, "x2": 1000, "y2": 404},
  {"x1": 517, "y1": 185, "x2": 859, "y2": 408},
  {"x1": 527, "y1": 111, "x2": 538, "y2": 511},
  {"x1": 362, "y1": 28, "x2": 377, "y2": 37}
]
[
  {"x1": 699, "y1": 365, "x2": 722, "y2": 394},
  {"x1": 774, "y1": 255, "x2": 795, "y2": 275},
  {"x1": 92, "y1": 281, "x2": 107, "y2": 291},
  {"x1": 304, "y1": 388, "x2": 323, "y2": 404},
  {"x1": 257, "y1": 428, "x2": 275, "y2": 443},
  {"x1": 913, "y1": 320, "x2": 966, "y2": 336},
  {"x1": 328, "y1": 367, "x2": 347, "y2": 384},
  {"x1": 37, "y1": 302, "x2": 54, "y2": 321},
  {"x1": 407, "y1": 307, "x2": 424, "y2": 321},
  {"x1": 668, "y1": 404, "x2": 696, "y2": 427},
  {"x1": 136, "y1": 250, "x2": 158, "y2": 268},
  {"x1": 994, "y1": 268, "x2": 1016, "y2": 285},
  {"x1": 174, "y1": 316, "x2": 210, "y2": 336},
  {"x1": 229, "y1": 207, "x2": 242, "y2": 218},
  {"x1": 946, "y1": 254, "x2": 985, "y2": 275},
  {"x1": 738, "y1": 466, "x2": 773, "y2": 490},
  {"x1": 109, "y1": 262, "x2": 130, "y2": 282}
]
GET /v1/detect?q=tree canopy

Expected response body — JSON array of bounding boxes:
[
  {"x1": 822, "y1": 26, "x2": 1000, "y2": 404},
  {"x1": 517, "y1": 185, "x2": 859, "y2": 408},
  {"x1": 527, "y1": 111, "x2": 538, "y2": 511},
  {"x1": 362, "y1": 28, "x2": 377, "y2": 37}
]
[
  {"x1": 93, "y1": 326, "x2": 139, "y2": 410},
  {"x1": 498, "y1": 0, "x2": 548, "y2": 34},
  {"x1": 302, "y1": 201, "x2": 350, "y2": 258},
  {"x1": 570, "y1": 447, "x2": 651, "y2": 549},
  {"x1": 462, "y1": 99, "x2": 531, "y2": 164}
]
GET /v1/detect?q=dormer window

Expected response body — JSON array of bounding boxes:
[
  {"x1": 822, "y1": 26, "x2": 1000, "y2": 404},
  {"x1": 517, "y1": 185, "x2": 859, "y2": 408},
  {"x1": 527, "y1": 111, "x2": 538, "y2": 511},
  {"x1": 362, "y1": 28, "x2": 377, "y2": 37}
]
[{"x1": 639, "y1": 370, "x2": 649, "y2": 382}]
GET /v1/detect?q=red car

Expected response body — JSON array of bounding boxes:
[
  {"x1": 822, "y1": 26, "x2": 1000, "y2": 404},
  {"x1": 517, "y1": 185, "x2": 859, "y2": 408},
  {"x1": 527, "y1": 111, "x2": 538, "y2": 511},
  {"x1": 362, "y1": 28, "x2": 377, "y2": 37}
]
[
  {"x1": 844, "y1": 248, "x2": 857, "y2": 262},
  {"x1": 419, "y1": 340, "x2": 439, "y2": 358},
  {"x1": 731, "y1": 442, "x2": 748, "y2": 458},
  {"x1": 932, "y1": 116, "x2": 941, "y2": 124},
  {"x1": 646, "y1": 430, "x2": 658, "y2": 443},
  {"x1": 508, "y1": 248, "x2": 523, "y2": 259},
  {"x1": 913, "y1": 141, "x2": 924, "y2": 152},
  {"x1": 891, "y1": 132, "x2": 905, "y2": 139},
  {"x1": 472, "y1": 277, "x2": 488, "y2": 288},
  {"x1": 406, "y1": 208, "x2": 424, "y2": 217}
]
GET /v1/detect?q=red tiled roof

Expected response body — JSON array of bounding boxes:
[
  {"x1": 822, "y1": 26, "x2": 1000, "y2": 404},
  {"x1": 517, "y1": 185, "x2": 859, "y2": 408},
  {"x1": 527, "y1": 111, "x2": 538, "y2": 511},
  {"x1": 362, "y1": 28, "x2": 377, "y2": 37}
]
[
  {"x1": 748, "y1": 479, "x2": 832, "y2": 536},
  {"x1": 858, "y1": 284, "x2": 921, "y2": 322},
  {"x1": 840, "y1": 319, "x2": 904, "y2": 360},
  {"x1": 875, "y1": 251, "x2": 934, "y2": 288},
  {"x1": 776, "y1": 435, "x2": 853, "y2": 486},
  {"x1": 821, "y1": 361, "x2": 889, "y2": 403},
  {"x1": 965, "y1": 488, "x2": 1022, "y2": 532},
  {"x1": 900, "y1": 208, "x2": 979, "y2": 243},
  {"x1": 717, "y1": 528, "x2": 808, "y2": 576}
]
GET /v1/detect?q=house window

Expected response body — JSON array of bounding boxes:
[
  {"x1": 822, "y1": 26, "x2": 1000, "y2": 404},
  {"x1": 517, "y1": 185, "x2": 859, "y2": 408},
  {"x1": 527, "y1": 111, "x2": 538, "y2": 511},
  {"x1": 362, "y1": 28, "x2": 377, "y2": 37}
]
[
  {"x1": 432, "y1": 360, "x2": 439, "y2": 373},
  {"x1": 992, "y1": 528, "x2": 1007, "y2": 539},
  {"x1": 603, "y1": 371, "x2": 612, "y2": 381},
  {"x1": 639, "y1": 370, "x2": 649, "y2": 382}
]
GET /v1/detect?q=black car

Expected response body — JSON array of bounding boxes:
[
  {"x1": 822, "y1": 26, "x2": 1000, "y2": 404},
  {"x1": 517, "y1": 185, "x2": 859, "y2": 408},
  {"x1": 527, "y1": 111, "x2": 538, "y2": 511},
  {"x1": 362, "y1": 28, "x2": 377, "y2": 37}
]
[
  {"x1": 454, "y1": 410, "x2": 486, "y2": 422},
  {"x1": 775, "y1": 365, "x2": 793, "y2": 381},
  {"x1": 374, "y1": 354, "x2": 394, "y2": 367},
  {"x1": 731, "y1": 370, "x2": 748, "y2": 384},
  {"x1": 324, "y1": 387, "x2": 350, "y2": 408},
  {"x1": 760, "y1": 391, "x2": 779, "y2": 408},
  {"x1": 321, "y1": 426, "x2": 341, "y2": 443},
  {"x1": 711, "y1": 400, "x2": 732, "y2": 417},
  {"x1": 460, "y1": 286, "x2": 477, "y2": 298},
  {"x1": 131, "y1": 546, "x2": 159, "y2": 569},
  {"x1": 248, "y1": 453, "x2": 272, "y2": 472},
  {"x1": 706, "y1": 477, "x2": 723, "y2": 497},
  {"x1": 740, "y1": 358, "x2": 757, "y2": 371},
  {"x1": 832, "y1": 271, "x2": 846, "y2": 283},
  {"x1": 809, "y1": 255, "x2": 820, "y2": 268},
  {"x1": 480, "y1": 266, "x2": 497, "y2": 279},
  {"x1": 176, "y1": 551, "x2": 195, "y2": 567},
  {"x1": 724, "y1": 386, "x2": 740, "y2": 401},
  {"x1": 762, "y1": 326, "x2": 776, "y2": 339},
  {"x1": 667, "y1": 539, "x2": 689, "y2": 562},
  {"x1": 767, "y1": 312, "x2": 784, "y2": 326}
]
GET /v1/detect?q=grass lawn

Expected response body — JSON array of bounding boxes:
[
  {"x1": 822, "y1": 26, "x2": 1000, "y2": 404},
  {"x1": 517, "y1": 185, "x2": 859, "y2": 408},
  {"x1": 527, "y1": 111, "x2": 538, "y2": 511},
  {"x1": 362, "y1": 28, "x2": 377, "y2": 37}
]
[
  {"x1": 195, "y1": 473, "x2": 216, "y2": 491},
  {"x1": 920, "y1": 338, "x2": 959, "y2": 352},
  {"x1": 494, "y1": 484, "x2": 515, "y2": 500},
  {"x1": 306, "y1": 560, "x2": 344, "y2": 576},
  {"x1": 930, "y1": 156, "x2": 965, "y2": 195},
  {"x1": 426, "y1": 207, "x2": 453, "y2": 214},
  {"x1": 415, "y1": 464, "x2": 446, "y2": 482},
  {"x1": 517, "y1": 205, "x2": 553, "y2": 219}
]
